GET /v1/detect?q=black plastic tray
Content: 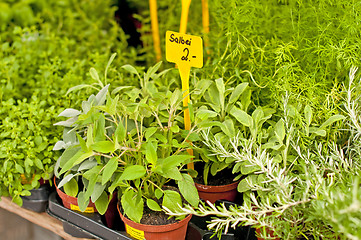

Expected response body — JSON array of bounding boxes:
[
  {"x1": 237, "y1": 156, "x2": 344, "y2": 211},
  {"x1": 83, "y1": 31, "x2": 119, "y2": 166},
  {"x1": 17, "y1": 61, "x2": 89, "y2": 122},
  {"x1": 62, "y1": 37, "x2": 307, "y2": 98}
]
[
  {"x1": 47, "y1": 192, "x2": 204, "y2": 240},
  {"x1": 48, "y1": 192, "x2": 133, "y2": 240}
]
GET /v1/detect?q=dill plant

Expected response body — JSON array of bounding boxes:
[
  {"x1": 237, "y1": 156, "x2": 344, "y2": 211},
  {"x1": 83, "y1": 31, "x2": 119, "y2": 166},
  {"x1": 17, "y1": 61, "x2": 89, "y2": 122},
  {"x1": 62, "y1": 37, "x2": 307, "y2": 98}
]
[{"x1": 131, "y1": 0, "x2": 361, "y2": 126}]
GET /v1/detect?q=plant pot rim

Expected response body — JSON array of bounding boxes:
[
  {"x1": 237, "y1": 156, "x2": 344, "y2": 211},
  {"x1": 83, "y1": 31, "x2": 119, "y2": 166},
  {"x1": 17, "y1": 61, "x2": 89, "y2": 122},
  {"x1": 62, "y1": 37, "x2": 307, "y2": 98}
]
[
  {"x1": 117, "y1": 202, "x2": 192, "y2": 232},
  {"x1": 195, "y1": 180, "x2": 239, "y2": 193},
  {"x1": 54, "y1": 176, "x2": 97, "y2": 211}
]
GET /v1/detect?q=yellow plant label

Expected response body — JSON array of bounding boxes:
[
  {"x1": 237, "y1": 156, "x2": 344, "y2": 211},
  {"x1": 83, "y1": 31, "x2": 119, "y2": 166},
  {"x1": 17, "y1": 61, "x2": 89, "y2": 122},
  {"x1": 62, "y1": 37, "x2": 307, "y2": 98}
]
[
  {"x1": 166, "y1": 31, "x2": 203, "y2": 68},
  {"x1": 125, "y1": 224, "x2": 145, "y2": 240},
  {"x1": 166, "y1": 30, "x2": 203, "y2": 170},
  {"x1": 70, "y1": 204, "x2": 95, "y2": 213}
]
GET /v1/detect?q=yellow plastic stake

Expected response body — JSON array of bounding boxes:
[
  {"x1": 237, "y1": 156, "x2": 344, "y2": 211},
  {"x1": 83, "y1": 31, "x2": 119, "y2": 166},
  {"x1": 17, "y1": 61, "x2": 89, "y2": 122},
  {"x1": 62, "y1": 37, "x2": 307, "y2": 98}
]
[
  {"x1": 202, "y1": 0, "x2": 209, "y2": 34},
  {"x1": 202, "y1": 0, "x2": 210, "y2": 55},
  {"x1": 180, "y1": 0, "x2": 191, "y2": 34},
  {"x1": 166, "y1": 31, "x2": 203, "y2": 169},
  {"x1": 149, "y1": 0, "x2": 162, "y2": 62}
]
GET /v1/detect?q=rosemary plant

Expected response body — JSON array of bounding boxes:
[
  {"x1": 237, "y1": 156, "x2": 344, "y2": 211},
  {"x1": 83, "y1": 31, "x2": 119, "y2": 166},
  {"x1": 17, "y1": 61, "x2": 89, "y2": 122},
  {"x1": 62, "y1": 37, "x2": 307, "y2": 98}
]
[{"x1": 164, "y1": 68, "x2": 361, "y2": 239}]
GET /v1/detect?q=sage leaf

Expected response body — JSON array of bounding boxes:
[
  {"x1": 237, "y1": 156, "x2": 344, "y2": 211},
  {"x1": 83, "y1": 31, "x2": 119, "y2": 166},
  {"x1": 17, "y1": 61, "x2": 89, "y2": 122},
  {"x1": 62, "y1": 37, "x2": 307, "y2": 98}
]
[
  {"x1": 163, "y1": 190, "x2": 182, "y2": 212},
  {"x1": 77, "y1": 191, "x2": 90, "y2": 212},
  {"x1": 230, "y1": 106, "x2": 252, "y2": 127},
  {"x1": 91, "y1": 182, "x2": 107, "y2": 202},
  {"x1": 94, "y1": 191, "x2": 109, "y2": 215},
  {"x1": 91, "y1": 141, "x2": 115, "y2": 153},
  {"x1": 121, "y1": 190, "x2": 143, "y2": 223},
  {"x1": 63, "y1": 177, "x2": 79, "y2": 197},
  {"x1": 120, "y1": 165, "x2": 146, "y2": 180},
  {"x1": 101, "y1": 157, "x2": 118, "y2": 185},
  {"x1": 178, "y1": 174, "x2": 199, "y2": 207}
]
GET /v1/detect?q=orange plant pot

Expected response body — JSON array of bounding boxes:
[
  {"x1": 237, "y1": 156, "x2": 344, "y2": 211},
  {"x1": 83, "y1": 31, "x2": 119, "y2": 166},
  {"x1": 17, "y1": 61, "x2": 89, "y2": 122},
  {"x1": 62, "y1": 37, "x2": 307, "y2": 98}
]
[
  {"x1": 54, "y1": 177, "x2": 97, "y2": 213},
  {"x1": 117, "y1": 203, "x2": 192, "y2": 240},
  {"x1": 195, "y1": 181, "x2": 239, "y2": 203}
]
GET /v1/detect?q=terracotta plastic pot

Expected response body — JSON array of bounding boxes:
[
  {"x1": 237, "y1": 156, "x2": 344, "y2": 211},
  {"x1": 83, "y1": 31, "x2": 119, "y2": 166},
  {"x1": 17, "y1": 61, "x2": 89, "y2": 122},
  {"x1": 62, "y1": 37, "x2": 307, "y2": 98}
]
[
  {"x1": 54, "y1": 177, "x2": 97, "y2": 213},
  {"x1": 195, "y1": 181, "x2": 239, "y2": 203},
  {"x1": 117, "y1": 203, "x2": 192, "y2": 240}
]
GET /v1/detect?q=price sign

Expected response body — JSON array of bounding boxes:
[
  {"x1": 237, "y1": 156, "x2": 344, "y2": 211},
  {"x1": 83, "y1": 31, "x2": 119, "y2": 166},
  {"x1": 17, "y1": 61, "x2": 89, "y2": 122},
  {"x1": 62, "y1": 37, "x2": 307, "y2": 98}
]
[
  {"x1": 166, "y1": 31, "x2": 203, "y2": 170},
  {"x1": 166, "y1": 31, "x2": 203, "y2": 68}
]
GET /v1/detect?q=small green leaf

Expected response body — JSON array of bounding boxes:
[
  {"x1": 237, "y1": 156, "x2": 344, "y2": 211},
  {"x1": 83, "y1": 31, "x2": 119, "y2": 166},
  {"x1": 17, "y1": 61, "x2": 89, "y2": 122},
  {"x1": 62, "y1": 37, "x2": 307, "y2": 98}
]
[
  {"x1": 319, "y1": 115, "x2": 345, "y2": 129},
  {"x1": 102, "y1": 157, "x2": 118, "y2": 185},
  {"x1": 220, "y1": 119, "x2": 235, "y2": 138},
  {"x1": 145, "y1": 127, "x2": 157, "y2": 140},
  {"x1": 237, "y1": 175, "x2": 258, "y2": 193},
  {"x1": 120, "y1": 165, "x2": 146, "y2": 180},
  {"x1": 77, "y1": 133, "x2": 88, "y2": 152},
  {"x1": 196, "y1": 109, "x2": 218, "y2": 121},
  {"x1": 12, "y1": 195, "x2": 23, "y2": 206},
  {"x1": 90, "y1": 67, "x2": 103, "y2": 87},
  {"x1": 170, "y1": 125, "x2": 180, "y2": 133},
  {"x1": 91, "y1": 182, "x2": 107, "y2": 202},
  {"x1": 77, "y1": 191, "x2": 90, "y2": 212},
  {"x1": 34, "y1": 158, "x2": 44, "y2": 170},
  {"x1": 274, "y1": 119, "x2": 285, "y2": 143},
  {"x1": 304, "y1": 105, "x2": 312, "y2": 126},
  {"x1": 229, "y1": 82, "x2": 248, "y2": 104},
  {"x1": 105, "y1": 53, "x2": 117, "y2": 80},
  {"x1": 59, "y1": 150, "x2": 94, "y2": 175},
  {"x1": 122, "y1": 64, "x2": 140, "y2": 79},
  {"x1": 162, "y1": 155, "x2": 193, "y2": 170},
  {"x1": 121, "y1": 190, "x2": 143, "y2": 223},
  {"x1": 115, "y1": 121, "x2": 126, "y2": 143},
  {"x1": 230, "y1": 106, "x2": 252, "y2": 127},
  {"x1": 63, "y1": 178, "x2": 79, "y2": 197},
  {"x1": 178, "y1": 174, "x2": 199, "y2": 207},
  {"x1": 94, "y1": 191, "x2": 109, "y2": 215},
  {"x1": 215, "y1": 78, "x2": 225, "y2": 112},
  {"x1": 15, "y1": 164, "x2": 24, "y2": 174},
  {"x1": 146, "y1": 141, "x2": 157, "y2": 165},
  {"x1": 163, "y1": 190, "x2": 182, "y2": 212},
  {"x1": 158, "y1": 167, "x2": 182, "y2": 180},
  {"x1": 58, "y1": 108, "x2": 81, "y2": 118},
  {"x1": 92, "y1": 141, "x2": 115, "y2": 153},
  {"x1": 155, "y1": 189, "x2": 163, "y2": 199},
  {"x1": 147, "y1": 199, "x2": 162, "y2": 211},
  {"x1": 66, "y1": 84, "x2": 96, "y2": 96}
]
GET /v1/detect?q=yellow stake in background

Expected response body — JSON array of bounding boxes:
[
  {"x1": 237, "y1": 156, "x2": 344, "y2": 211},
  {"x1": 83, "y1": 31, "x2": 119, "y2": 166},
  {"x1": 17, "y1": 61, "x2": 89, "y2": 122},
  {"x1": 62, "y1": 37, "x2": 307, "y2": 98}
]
[
  {"x1": 166, "y1": 31, "x2": 203, "y2": 169},
  {"x1": 149, "y1": 0, "x2": 162, "y2": 61}
]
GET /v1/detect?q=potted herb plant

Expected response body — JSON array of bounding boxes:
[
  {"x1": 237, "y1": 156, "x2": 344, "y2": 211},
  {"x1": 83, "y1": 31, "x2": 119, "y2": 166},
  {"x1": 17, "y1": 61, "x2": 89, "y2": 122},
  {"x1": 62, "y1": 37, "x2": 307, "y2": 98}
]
[
  {"x1": 191, "y1": 77, "x2": 275, "y2": 203},
  {"x1": 165, "y1": 88, "x2": 347, "y2": 239},
  {"x1": 111, "y1": 86, "x2": 199, "y2": 240},
  {"x1": 53, "y1": 83, "x2": 120, "y2": 229},
  {"x1": 0, "y1": 95, "x2": 60, "y2": 211},
  {"x1": 95, "y1": 68, "x2": 200, "y2": 240},
  {"x1": 54, "y1": 62, "x2": 200, "y2": 239}
]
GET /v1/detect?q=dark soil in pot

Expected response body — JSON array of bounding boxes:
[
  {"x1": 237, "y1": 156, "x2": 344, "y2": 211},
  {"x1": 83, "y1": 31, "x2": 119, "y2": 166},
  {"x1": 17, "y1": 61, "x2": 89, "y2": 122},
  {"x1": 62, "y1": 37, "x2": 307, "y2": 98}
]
[
  {"x1": 194, "y1": 162, "x2": 235, "y2": 186},
  {"x1": 141, "y1": 205, "x2": 178, "y2": 225},
  {"x1": 119, "y1": 185, "x2": 183, "y2": 225}
]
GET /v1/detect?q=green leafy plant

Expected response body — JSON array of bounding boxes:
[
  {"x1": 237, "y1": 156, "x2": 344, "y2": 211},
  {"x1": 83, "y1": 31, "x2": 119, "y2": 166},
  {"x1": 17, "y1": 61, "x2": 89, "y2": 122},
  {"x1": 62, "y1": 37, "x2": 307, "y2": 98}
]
[
  {"x1": 110, "y1": 86, "x2": 199, "y2": 223},
  {"x1": 0, "y1": 95, "x2": 60, "y2": 205},
  {"x1": 164, "y1": 88, "x2": 348, "y2": 239},
  {"x1": 191, "y1": 77, "x2": 274, "y2": 185},
  {"x1": 54, "y1": 62, "x2": 200, "y2": 222},
  {"x1": 53, "y1": 84, "x2": 114, "y2": 215}
]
